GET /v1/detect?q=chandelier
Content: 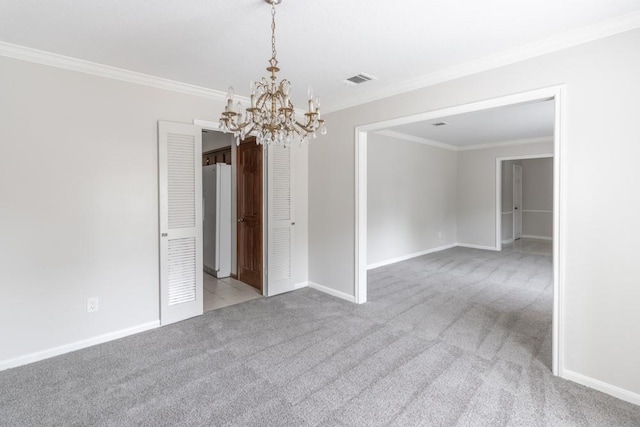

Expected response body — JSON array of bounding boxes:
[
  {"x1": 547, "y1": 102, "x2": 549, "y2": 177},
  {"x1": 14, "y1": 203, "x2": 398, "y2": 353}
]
[{"x1": 219, "y1": 0, "x2": 326, "y2": 146}]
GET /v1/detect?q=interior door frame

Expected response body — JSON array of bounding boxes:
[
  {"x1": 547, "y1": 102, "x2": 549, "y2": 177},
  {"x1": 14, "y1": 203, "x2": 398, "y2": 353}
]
[
  {"x1": 354, "y1": 85, "x2": 567, "y2": 378},
  {"x1": 495, "y1": 154, "x2": 553, "y2": 250},
  {"x1": 513, "y1": 164, "x2": 523, "y2": 240},
  {"x1": 194, "y1": 120, "x2": 267, "y2": 296}
]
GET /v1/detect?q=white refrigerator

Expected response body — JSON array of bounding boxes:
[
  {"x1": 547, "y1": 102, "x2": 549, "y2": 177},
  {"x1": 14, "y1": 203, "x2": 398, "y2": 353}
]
[{"x1": 203, "y1": 163, "x2": 232, "y2": 278}]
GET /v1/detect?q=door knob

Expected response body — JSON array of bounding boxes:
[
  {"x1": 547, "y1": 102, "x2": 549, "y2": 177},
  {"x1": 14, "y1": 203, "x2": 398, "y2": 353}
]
[{"x1": 238, "y1": 218, "x2": 245, "y2": 222}]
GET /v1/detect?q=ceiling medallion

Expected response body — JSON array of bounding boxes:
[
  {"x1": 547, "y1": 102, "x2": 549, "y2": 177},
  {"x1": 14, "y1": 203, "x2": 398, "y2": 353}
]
[{"x1": 219, "y1": 0, "x2": 326, "y2": 146}]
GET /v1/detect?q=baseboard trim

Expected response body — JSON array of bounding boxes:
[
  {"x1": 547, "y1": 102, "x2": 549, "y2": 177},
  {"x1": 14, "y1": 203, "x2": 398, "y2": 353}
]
[
  {"x1": 502, "y1": 238, "x2": 515, "y2": 245},
  {"x1": 367, "y1": 243, "x2": 457, "y2": 270},
  {"x1": 456, "y1": 243, "x2": 500, "y2": 251},
  {"x1": 521, "y1": 235, "x2": 553, "y2": 241},
  {"x1": 308, "y1": 281, "x2": 356, "y2": 303},
  {"x1": 0, "y1": 321, "x2": 160, "y2": 372},
  {"x1": 294, "y1": 281, "x2": 309, "y2": 290},
  {"x1": 563, "y1": 369, "x2": 640, "y2": 406}
]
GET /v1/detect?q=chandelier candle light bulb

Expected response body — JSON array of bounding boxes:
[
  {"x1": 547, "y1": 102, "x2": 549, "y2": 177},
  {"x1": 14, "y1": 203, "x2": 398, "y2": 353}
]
[{"x1": 219, "y1": 0, "x2": 325, "y2": 146}]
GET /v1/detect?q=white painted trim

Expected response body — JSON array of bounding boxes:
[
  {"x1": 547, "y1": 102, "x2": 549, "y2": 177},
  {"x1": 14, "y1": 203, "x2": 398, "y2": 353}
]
[
  {"x1": 294, "y1": 281, "x2": 309, "y2": 290},
  {"x1": 356, "y1": 85, "x2": 566, "y2": 379},
  {"x1": 502, "y1": 238, "x2": 515, "y2": 245},
  {"x1": 324, "y1": 11, "x2": 640, "y2": 113},
  {"x1": 563, "y1": 370, "x2": 640, "y2": 406},
  {"x1": 513, "y1": 164, "x2": 523, "y2": 241},
  {"x1": 501, "y1": 211, "x2": 513, "y2": 215},
  {"x1": 458, "y1": 136, "x2": 553, "y2": 152},
  {"x1": 495, "y1": 153, "x2": 553, "y2": 252},
  {"x1": 355, "y1": 129, "x2": 367, "y2": 304},
  {"x1": 554, "y1": 86, "x2": 567, "y2": 378},
  {"x1": 521, "y1": 235, "x2": 553, "y2": 241},
  {"x1": 495, "y1": 153, "x2": 554, "y2": 161},
  {"x1": 522, "y1": 209, "x2": 553, "y2": 213},
  {"x1": 356, "y1": 87, "x2": 560, "y2": 133},
  {"x1": 0, "y1": 41, "x2": 243, "y2": 102},
  {"x1": 3, "y1": 8, "x2": 639, "y2": 116},
  {"x1": 374, "y1": 130, "x2": 458, "y2": 151},
  {"x1": 367, "y1": 244, "x2": 457, "y2": 270},
  {"x1": 374, "y1": 131, "x2": 553, "y2": 152},
  {"x1": 496, "y1": 161, "x2": 502, "y2": 251},
  {"x1": 456, "y1": 243, "x2": 500, "y2": 251},
  {"x1": 308, "y1": 282, "x2": 356, "y2": 303},
  {"x1": 0, "y1": 321, "x2": 160, "y2": 372},
  {"x1": 194, "y1": 119, "x2": 222, "y2": 130}
]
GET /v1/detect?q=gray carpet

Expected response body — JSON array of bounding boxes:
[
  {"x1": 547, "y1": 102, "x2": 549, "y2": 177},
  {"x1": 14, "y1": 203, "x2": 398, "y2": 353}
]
[{"x1": 1, "y1": 247, "x2": 639, "y2": 426}]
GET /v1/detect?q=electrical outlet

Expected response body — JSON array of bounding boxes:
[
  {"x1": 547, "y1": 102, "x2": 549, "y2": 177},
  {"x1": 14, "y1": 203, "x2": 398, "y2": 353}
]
[{"x1": 87, "y1": 297, "x2": 99, "y2": 313}]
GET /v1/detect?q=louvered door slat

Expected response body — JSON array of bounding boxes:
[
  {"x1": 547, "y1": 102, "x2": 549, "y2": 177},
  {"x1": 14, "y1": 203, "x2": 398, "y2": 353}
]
[
  {"x1": 273, "y1": 146, "x2": 291, "y2": 221},
  {"x1": 167, "y1": 132, "x2": 196, "y2": 229},
  {"x1": 271, "y1": 228, "x2": 291, "y2": 281}
]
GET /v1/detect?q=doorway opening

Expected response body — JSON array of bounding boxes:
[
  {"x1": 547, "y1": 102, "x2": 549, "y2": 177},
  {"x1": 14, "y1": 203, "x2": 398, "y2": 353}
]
[
  {"x1": 497, "y1": 155, "x2": 554, "y2": 256},
  {"x1": 195, "y1": 118, "x2": 302, "y2": 300},
  {"x1": 356, "y1": 86, "x2": 565, "y2": 377},
  {"x1": 201, "y1": 130, "x2": 262, "y2": 312}
]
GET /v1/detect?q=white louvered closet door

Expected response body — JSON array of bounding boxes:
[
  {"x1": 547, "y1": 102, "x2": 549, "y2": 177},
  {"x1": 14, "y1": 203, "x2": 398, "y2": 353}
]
[
  {"x1": 266, "y1": 144, "x2": 295, "y2": 296},
  {"x1": 158, "y1": 121, "x2": 203, "y2": 325}
]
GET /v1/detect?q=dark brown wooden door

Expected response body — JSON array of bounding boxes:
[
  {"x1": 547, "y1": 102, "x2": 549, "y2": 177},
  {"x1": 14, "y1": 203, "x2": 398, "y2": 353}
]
[{"x1": 237, "y1": 137, "x2": 263, "y2": 291}]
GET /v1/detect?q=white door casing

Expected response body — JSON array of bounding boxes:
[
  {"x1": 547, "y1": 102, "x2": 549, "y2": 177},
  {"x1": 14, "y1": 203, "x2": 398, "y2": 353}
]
[
  {"x1": 513, "y1": 164, "x2": 523, "y2": 240},
  {"x1": 356, "y1": 86, "x2": 565, "y2": 377},
  {"x1": 266, "y1": 144, "x2": 295, "y2": 296},
  {"x1": 216, "y1": 164, "x2": 232, "y2": 278},
  {"x1": 158, "y1": 121, "x2": 203, "y2": 325}
]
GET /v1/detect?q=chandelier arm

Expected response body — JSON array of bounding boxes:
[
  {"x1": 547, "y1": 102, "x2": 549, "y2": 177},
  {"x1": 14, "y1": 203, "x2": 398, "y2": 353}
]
[{"x1": 294, "y1": 122, "x2": 317, "y2": 133}]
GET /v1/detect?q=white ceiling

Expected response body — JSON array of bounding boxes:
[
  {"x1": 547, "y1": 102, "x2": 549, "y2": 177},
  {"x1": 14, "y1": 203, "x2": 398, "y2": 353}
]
[
  {"x1": 387, "y1": 100, "x2": 555, "y2": 147},
  {"x1": 1, "y1": 1, "x2": 640, "y2": 112}
]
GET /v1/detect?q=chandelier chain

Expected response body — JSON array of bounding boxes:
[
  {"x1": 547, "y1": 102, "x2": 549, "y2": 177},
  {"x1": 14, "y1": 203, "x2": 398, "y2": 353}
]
[{"x1": 271, "y1": 3, "x2": 277, "y2": 62}]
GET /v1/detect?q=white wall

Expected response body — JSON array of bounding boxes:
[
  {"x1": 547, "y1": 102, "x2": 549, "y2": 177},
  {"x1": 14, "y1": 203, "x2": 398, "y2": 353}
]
[
  {"x1": 367, "y1": 133, "x2": 457, "y2": 267},
  {"x1": 458, "y1": 143, "x2": 552, "y2": 248},
  {"x1": 0, "y1": 55, "x2": 309, "y2": 366},
  {"x1": 309, "y1": 28, "x2": 640, "y2": 397},
  {"x1": 522, "y1": 157, "x2": 553, "y2": 239}
]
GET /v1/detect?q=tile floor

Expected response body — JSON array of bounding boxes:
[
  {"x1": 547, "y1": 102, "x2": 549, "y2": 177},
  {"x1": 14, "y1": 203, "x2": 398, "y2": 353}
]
[
  {"x1": 203, "y1": 272, "x2": 262, "y2": 312},
  {"x1": 502, "y1": 237, "x2": 552, "y2": 256}
]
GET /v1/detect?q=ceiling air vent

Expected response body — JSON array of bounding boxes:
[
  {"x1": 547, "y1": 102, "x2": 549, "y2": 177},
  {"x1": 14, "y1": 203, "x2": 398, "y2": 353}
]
[
  {"x1": 431, "y1": 122, "x2": 449, "y2": 127},
  {"x1": 344, "y1": 73, "x2": 377, "y2": 86}
]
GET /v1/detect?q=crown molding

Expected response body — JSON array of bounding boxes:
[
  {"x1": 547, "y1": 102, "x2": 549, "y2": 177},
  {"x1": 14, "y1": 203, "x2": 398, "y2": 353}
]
[
  {"x1": 458, "y1": 136, "x2": 554, "y2": 151},
  {"x1": 2, "y1": 9, "x2": 639, "y2": 113},
  {"x1": 374, "y1": 130, "x2": 459, "y2": 151},
  {"x1": 374, "y1": 130, "x2": 553, "y2": 152},
  {"x1": 324, "y1": 10, "x2": 640, "y2": 114},
  {"x1": 0, "y1": 41, "x2": 236, "y2": 102}
]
